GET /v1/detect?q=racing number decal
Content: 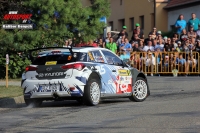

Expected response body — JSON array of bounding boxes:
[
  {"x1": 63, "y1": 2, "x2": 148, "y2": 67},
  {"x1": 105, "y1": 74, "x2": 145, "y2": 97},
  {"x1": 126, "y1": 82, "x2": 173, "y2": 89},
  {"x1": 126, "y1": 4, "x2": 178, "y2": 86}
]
[{"x1": 95, "y1": 65, "x2": 106, "y2": 75}]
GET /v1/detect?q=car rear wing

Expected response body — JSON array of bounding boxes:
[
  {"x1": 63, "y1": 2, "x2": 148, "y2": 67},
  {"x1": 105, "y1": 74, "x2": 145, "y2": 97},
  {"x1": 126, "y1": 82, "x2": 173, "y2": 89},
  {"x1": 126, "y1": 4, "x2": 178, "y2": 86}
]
[{"x1": 28, "y1": 46, "x2": 74, "y2": 63}]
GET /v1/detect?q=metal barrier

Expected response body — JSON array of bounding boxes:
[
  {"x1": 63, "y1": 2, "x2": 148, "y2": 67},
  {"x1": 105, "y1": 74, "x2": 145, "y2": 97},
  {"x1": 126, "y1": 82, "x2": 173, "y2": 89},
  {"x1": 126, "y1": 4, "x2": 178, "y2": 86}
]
[{"x1": 127, "y1": 52, "x2": 200, "y2": 76}]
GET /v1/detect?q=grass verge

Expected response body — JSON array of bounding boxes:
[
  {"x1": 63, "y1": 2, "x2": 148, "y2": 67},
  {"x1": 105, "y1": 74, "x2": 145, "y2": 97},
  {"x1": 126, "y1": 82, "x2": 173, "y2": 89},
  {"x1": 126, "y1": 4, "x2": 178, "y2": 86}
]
[{"x1": 0, "y1": 86, "x2": 23, "y2": 99}]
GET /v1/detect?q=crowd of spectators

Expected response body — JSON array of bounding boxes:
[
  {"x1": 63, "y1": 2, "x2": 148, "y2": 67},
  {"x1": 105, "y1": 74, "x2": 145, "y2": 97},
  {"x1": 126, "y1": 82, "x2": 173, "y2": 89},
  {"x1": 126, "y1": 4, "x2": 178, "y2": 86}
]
[{"x1": 64, "y1": 13, "x2": 200, "y2": 76}]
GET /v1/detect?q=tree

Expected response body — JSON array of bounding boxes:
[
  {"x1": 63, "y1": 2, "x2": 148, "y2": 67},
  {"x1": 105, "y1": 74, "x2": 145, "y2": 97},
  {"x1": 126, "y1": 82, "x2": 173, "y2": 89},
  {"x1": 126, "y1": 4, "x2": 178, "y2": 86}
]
[{"x1": 0, "y1": 0, "x2": 110, "y2": 78}]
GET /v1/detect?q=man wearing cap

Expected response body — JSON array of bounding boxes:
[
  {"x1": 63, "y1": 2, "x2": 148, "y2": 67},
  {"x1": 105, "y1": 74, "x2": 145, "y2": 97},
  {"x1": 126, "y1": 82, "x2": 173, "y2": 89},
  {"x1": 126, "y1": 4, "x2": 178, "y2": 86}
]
[
  {"x1": 118, "y1": 26, "x2": 128, "y2": 39},
  {"x1": 188, "y1": 13, "x2": 200, "y2": 32},
  {"x1": 131, "y1": 23, "x2": 144, "y2": 41}
]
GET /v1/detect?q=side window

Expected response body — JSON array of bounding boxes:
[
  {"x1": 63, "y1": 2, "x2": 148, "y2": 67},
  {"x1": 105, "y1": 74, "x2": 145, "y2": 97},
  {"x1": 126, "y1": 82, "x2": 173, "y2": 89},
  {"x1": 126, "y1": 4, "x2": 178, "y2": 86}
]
[
  {"x1": 101, "y1": 50, "x2": 123, "y2": 66},
  {"x1": 88, "y1": 50, "x2": 105, "y2": 63}
]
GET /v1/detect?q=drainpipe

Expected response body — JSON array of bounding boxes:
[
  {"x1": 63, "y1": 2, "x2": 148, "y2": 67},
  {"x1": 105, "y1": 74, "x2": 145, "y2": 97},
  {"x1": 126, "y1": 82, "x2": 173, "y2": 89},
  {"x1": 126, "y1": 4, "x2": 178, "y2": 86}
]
[{"x1": 154, "y1": 0, "x2": 156, "y2": 27}]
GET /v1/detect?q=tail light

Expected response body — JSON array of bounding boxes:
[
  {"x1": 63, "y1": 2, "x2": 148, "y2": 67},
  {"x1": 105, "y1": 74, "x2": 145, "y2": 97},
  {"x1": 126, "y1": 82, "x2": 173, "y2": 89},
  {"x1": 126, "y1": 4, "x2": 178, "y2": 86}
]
[
  {"x1": 25, "y1": 66, "x2": 38, "y2": 72},
  {"x1": 61, "y1": 63, "x2": 85, "y2": 71}
]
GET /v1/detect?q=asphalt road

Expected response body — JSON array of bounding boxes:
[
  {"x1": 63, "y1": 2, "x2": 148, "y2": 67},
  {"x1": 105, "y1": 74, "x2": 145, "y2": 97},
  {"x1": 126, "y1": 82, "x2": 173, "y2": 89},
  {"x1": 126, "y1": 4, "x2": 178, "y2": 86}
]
[{"x1": 0, "y1": 77, "x2": 200, "y2": 133}]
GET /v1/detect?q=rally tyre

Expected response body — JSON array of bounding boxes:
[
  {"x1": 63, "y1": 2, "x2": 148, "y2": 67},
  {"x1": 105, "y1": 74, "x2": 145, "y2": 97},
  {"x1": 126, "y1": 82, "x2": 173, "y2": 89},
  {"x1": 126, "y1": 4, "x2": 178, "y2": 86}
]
[
  {"x1": 24, "y1": 98, "x2": 43, "y2": 107},
  {"x1": 129, "y1": 77, "x2": 148, "y2": 102},
  {"x1": 83, "y1": 77, "x2": 101, "y2": 106}
]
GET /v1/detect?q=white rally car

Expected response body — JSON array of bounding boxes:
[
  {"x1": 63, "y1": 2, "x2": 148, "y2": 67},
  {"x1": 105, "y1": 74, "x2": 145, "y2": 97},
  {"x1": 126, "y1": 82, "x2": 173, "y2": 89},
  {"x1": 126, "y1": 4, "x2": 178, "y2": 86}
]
[{"x1": 21, "y1": 47, "x2": 150, "y2": 106}]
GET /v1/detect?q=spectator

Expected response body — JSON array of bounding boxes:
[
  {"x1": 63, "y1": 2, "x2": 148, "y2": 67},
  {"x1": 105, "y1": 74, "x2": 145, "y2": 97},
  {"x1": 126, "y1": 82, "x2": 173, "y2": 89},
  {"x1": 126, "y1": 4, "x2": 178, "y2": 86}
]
[
  {"x1": 180, "y1": 29, "x2": 188, "y2": 43},
  {"x1": 194, "y1": 40, "x2": 200, "y2": 53},
  {"x1": 177, "y1": 53, "x2": 187, "y2": 72},
  {"x1": 136, "y1": 28, "x2": 144, "y2": 41},
  {"x1": 144, "y1": 34, "x2": 152, "y2": 46},
  {"x1": 157, "y1": 31, "x2": 163, "y2": 42},
  {"x1": 187, "y1": 54, "x2": 197, "y2": 72},
  {"x1": 132, "y1": 42, "x2": 140, "y2": 52},
  {"x1": 164, "y1": 38, "x2": 174, "y2": 52},
  {"x1": 172, "y1": 37, "x2": 178, "y2": 50},
  {"x1": 138, "y1": 40, "x2": 145, "y2": 52},
  {"x1": 188, "y1": 25, "x2": 197, "y2": 39},
  {"x1": 98, "y1": 38, "x2": 104, "y2": 48},
  {"x1": 116, "y1": 33, "x2": 125, "y2": 47},
  {"x1": 63, "y1": 39, "x2": 70, "y2": 47},
  {"x1": 145, "y1": 52, "x2": 155, "y2": 76},
  {"x1": 196, "y1": 25, "x2": 200, "y2": 39},
  {"x1": 188, "y1": 13, "x2": 200, "y2": 32},
  {"x1": 131, "y1": 34, "x2": 141, "y2": 44},
  {"x1": 89, "y1": 40, "x2": 98, "y2": 47},
  {"x1": 132, "y1": 23, "x2": 144, "y2": 40},
  {"x1": 175, "y1": 14, "x2": 187, "y2": 35},
  {"x1": 120, "y1": 38, "x2": 132, "y2": 55},
  {"x1": 120, "y1": 50, "x2": 130, "y2": 61},
  {"x1": 104, "y1": 32, "x2": 111, "y2": 45},
  {"x1": 106, "y1": 37, "x2": 117, "y2": 53},
  {"x1": 155, "y1": 39, "x2": 164, "y2": 51},
  {"x1": 149, "y1": 27, "x2": 158, "y2": 37},
  {"x1": 152, "y1": 38, "x2": 157, "y2": 47},
  {"x1": 143, "y1": 40, "x2": 155, "y2": 52},
  {"x1": 176, "y1": 41, "x2": 183, "y2": 52},
  {"x1": 172, "y1": 33, "x2": 180, "y2": 43},
  {"x1": 163, "y1": 36, "x2": 168, "y2": 44},
  {"x1": 118, "y1": 26, "x2": 128, "y2": 38}
]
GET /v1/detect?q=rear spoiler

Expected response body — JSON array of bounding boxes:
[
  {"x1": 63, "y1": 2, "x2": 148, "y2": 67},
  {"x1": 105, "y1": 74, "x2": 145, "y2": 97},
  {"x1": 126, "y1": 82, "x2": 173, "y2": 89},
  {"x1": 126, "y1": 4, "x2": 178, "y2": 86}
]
[{"x1": 28, "y1": 46, "x2": 74, "y2": 62}]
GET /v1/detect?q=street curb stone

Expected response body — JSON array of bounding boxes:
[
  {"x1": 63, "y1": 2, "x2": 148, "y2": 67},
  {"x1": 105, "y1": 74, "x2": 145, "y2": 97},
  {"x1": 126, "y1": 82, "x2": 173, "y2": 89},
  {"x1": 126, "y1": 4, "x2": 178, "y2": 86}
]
[{"x1": 0, "y1": 95, "x2": 25, "y2": 107}]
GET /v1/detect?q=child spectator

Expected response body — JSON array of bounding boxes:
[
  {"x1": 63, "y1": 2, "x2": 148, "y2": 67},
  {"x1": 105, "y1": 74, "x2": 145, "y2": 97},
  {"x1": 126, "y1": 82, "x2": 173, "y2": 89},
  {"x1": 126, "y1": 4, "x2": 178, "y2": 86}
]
[{"x1": 180, "y1": 29, "x2": 188, "y2": 43}]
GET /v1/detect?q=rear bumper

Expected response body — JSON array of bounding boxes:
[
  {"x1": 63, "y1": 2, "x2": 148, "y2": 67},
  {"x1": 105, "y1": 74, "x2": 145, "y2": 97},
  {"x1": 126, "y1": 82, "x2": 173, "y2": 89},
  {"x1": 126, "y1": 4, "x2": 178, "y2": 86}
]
[
  {"x1": 22, "y1": 78, "x2": 85, "y2": 99},
  {"x1": 24, "y1": 91, "x2": 82, "y2": 99}
]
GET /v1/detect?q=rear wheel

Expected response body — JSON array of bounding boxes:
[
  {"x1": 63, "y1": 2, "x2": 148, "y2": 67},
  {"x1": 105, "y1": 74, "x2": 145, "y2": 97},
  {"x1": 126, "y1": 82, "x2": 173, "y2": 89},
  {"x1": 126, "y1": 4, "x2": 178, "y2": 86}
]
[
  {"x1": 129, "y1": 77, "x2": 148, "y2": 102},
  {"x1": 83, "y1": 76, "x2": 101, "y2": 106}
]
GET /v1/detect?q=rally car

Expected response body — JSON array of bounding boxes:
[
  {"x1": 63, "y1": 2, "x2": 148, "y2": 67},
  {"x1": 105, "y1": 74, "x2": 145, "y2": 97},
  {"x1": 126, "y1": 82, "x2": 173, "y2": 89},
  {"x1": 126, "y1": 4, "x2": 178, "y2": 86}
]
[{"x1": 21, "y1": 47, "x2": 150, "y2": 106}]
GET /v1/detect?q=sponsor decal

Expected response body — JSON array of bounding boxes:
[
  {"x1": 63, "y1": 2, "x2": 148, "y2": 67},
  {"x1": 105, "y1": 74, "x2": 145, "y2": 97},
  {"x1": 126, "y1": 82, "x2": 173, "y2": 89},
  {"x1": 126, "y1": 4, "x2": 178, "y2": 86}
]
[
  {"x1": 118, "y1": 70, "x2": 131, "y2": 76},
  {"x1": 38, "y1": 72, "x2": 64, "y2": 77},
  {"x1": 45, "y1": 61, "x2": 57, "y2": 65}
]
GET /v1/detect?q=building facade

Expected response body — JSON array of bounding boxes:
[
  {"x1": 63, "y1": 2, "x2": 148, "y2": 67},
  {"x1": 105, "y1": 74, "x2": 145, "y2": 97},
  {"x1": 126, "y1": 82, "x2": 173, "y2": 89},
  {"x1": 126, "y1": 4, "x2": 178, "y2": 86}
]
[{"x1": 107, "y1": 0, "x2": 168, "y2": 39}]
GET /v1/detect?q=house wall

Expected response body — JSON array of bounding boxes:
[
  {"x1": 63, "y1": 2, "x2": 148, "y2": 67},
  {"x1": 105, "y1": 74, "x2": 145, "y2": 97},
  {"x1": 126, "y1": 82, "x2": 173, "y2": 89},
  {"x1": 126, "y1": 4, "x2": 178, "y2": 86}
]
[
  {"x1": 167, "y1": 4, "x2": 200, "y2": 31},
  {"x1": 156, "y1": 1, "x2": 168, "y2": 32}
]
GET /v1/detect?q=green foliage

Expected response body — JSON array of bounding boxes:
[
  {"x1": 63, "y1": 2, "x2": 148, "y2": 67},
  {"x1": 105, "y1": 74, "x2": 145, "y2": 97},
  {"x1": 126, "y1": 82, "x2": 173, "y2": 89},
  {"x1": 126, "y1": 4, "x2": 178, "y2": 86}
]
[{"x1": 0, "y1": 0, "x2": 110, "y2": 78}]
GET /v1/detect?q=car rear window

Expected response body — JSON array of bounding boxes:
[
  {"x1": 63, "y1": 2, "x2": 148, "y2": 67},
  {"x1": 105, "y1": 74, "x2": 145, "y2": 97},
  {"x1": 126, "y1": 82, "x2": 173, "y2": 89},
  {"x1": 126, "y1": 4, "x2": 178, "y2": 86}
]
[{"x1": 32, "y1": 52, "x2": 88, "y2": 65}]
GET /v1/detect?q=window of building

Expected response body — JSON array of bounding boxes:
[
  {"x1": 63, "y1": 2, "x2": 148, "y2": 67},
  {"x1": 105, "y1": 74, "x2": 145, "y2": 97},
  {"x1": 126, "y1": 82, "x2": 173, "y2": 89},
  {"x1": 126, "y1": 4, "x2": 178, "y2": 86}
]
[
  {"x1": 118, "y1": 19, "x2": 125, "y2": 30},
  {"x1": 139, "y1": 15, "x2": 144, "y2": 29},
  {"x1": 109, "y1": 21, "x2": 114, "y2": 31},
  {"x1": 120, "y1": 0, "x2": 122, "y2": 5},
  {"x1": 129, "y1": 17, "x2": 134, "y2": 31}
]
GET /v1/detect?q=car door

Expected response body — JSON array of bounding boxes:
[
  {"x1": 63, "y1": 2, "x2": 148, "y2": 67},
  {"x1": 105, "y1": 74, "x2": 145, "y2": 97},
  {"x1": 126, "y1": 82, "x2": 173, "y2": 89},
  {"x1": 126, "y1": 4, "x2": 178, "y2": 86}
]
[{"x1": 100, "y1": 50, "x2": 132, "y2": 95}]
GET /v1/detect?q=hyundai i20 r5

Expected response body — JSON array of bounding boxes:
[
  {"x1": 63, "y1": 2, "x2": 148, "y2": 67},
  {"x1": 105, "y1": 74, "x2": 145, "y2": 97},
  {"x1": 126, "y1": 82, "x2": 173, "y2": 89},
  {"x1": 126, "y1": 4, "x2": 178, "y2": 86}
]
[{"x1": 21, "y1": 47, "x2": 150, "y2": 106}]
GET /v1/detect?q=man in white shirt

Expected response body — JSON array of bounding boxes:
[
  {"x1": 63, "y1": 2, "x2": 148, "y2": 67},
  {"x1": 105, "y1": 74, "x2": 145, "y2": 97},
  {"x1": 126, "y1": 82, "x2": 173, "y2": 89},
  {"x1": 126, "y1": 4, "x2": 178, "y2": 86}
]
[{"x1": 143, "y1": 41, "x2": 155, "y2": 52}]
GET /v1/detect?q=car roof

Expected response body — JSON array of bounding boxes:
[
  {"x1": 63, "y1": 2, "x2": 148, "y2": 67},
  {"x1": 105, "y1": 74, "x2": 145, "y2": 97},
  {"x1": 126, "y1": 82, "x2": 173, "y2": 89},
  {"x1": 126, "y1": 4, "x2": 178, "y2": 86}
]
[{"x1": 39, "y1": 47, "x2": 112, "y2": 54}]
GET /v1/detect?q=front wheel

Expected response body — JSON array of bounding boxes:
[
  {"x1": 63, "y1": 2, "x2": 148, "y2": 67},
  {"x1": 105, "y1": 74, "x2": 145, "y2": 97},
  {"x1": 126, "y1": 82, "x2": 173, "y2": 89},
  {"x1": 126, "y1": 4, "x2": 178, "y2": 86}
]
[
  {"x1": 83, "y1": 77, "x2": 101, "y2": 106},
  {"x1": 129, "y1": 77, "x2": 149, "y2": 102}
]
